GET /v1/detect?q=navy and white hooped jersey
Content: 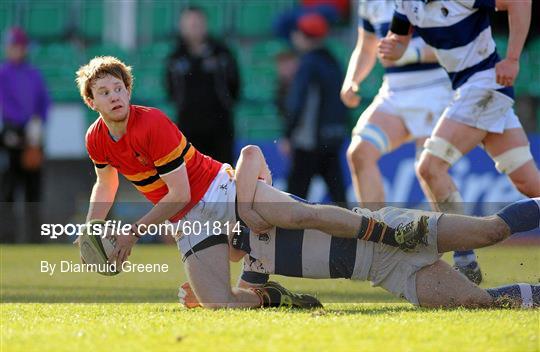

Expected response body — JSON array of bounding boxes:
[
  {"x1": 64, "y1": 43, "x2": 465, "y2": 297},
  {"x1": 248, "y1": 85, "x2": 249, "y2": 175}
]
[
  {"x1": 393, "y1": 0, "x2": 512, "y2": 97},
  {"x1": 238, "y1": 206, "x2": 442, "y2": 286},
  {"x1": 358, "y1": 0, "x2": 442, "y2": 75},
  {"x1": 239, "y1": 226, "x2": 374, "y2": 285}
]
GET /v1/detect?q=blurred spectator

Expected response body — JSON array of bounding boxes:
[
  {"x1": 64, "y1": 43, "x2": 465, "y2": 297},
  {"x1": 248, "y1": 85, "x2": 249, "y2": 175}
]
[
  {"x1": 281, "y1": 13, "x2": 348, "y2": 204},
  {"x1": 165, "y1": 6, "x2": 240, "y2": 165},
  {"x1": 275, "y1": 51, "x2": 299, "y2": 122},
  {"x1": 273, "y1": 5, "x2": 340, "y2": 41},
  {"x1": 0, "y1": 27, "x2": 50, "y2": 243},
  {"x1": 302, "y1": 0, "x2": 350, "y2": 20}
]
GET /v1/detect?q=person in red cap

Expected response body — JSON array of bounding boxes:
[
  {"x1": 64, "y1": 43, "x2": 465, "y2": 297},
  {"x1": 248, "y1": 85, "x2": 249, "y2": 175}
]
[
  {"x1": 280, "y1": 12, "x2": 348, "y2": 205},
  {"x1": 0, "y1": 27, "x2": 50, "y2": 243}
]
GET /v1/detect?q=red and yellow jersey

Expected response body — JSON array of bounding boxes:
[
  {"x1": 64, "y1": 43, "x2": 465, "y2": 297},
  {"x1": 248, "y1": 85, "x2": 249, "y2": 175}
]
[{"x1": 85, "y1": 105, "x2": 222, "y2": 221}]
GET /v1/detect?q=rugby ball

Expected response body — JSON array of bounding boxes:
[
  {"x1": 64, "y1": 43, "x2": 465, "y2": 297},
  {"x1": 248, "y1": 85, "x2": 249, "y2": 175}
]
[{"x1": 78, "y1": 219, "x2": 120, "y2": 276}]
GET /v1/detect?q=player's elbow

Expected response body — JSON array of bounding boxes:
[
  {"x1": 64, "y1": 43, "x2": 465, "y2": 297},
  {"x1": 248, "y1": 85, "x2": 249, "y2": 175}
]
[
  {"x1": 169, "y1": 189, "x2": 191, "y2": 205},
  {"x1": 95, "y1": 178, "x2": 119, "y2": 195},
  {"x1": 179, "y1": 192, "x2": 191, "y2": 204}
]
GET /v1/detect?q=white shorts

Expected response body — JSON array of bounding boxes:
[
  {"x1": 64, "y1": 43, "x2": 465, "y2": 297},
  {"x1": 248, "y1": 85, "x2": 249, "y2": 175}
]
[
  {"x1": 354, "y1": 70, "x2": 452, "y2": 139},
  {"x1": 365, "y1": 207, "x2": 442, "y2": 305},
  {"x1": 176, "y1": 164, "x2": 237, "y2": 256},
  {"x1": 441, "y1": 69, "x2": 522, "y2": 133}
]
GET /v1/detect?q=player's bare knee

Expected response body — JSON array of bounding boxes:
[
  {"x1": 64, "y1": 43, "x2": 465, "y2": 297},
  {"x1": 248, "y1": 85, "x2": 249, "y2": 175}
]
[
  {"x1": 512, "y1": 177, "x2": 540, "y2": 197},
  {"x1": 240, "y1": 144, "x2": 262, "y2": 158},
  {"x1": 418, "y1": 137, "x2": 459, "y2": 184},
  {"x1": 416, "y1": 157, "x2": 445, "y2": 185},
  {"x1": 346, "y1": 143, "x2": 358, "y2": 166},
  {"x1": 347, "y1": 141, "x2": 378, "y2": 171}
]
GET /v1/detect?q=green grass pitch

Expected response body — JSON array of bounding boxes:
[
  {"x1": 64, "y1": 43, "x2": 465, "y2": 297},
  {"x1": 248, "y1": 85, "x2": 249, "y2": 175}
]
[{"x1": 1, "y1": 244, "x2": 539, "y2": 352}]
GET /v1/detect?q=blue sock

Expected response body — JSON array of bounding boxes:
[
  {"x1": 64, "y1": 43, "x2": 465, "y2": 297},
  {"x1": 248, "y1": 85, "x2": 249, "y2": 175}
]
[
  {"x1": 487, "y1": 284, "x2": 539, "y2": 308},
  {"x1": 496, "y1": 199, "x2": 540, "y2": 234},
  {"x1": 453, "y1": 250, "x2": 476, "y2": 266}
]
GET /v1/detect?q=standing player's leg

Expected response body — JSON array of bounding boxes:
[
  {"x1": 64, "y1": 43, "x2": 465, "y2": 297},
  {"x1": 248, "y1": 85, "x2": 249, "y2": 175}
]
[
  {"x1": 287, "y1": 148, "x2": 317, "y2": 199},
  {"x1": 319, "y1": 146, "x2": 347, "y2": 205},
  {"x1": 416, "y1": 118, "x2": 485, "y2": 210},
  {"x1": 347, "y1": 106, "x2": 410, "y2": 209},
  {"x1": 482, "y1": 127, "x2": 540, "y2": 197},
  {"x1": 416, "y1": 117, "x2": 486, "y2": 283},
  {"x1": 211, "y1": 124, "x2": 235, "y2": 166}
]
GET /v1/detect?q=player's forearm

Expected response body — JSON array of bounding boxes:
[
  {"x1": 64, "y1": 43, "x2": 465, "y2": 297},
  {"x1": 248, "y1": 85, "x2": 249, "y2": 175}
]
[
  {"x1": 389, "y1": 44, "x2": 438, "y2": 66},
  {"x1": 420, "y1": 46, "x2": 439, "y2": 64},
  {"x1": 86, "y1": 181, "x2": 118, "y2": 221},
  {"x1": 392, "y1": 33, "x2": 412, "y2": 59},
  {"x1": 387, "y1": 12, "x2": 413, "y2": 59},
  {"x1": 346, "y1": 48, "x2": 377, "y2": 86},
  {"x1": 503, "y1": 0, "x2": 531, "y2": 61},
  {"x1": 378, "y1": 32, "x2": 412, "y2": 61},
  {"x1": 344, "y1": 32, "x2": 377, "y2": 86},
  {"x1": 135, "y1": 191, "x2": 189, "y2": 230}
]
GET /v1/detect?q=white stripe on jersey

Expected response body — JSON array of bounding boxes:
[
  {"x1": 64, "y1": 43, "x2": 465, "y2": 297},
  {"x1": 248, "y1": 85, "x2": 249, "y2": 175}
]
[
  {"x1": 301, "y1": 230, "x2": 332, "y2": 278},
  {"x1": 399, "y1": 0, "x2": 480, "y2": 28},
  {"x1": 358, "y1": 0, "x2": 394, "y2": 28},
  {"x1": 433, "y1": 25, "x2": 495, "y2": 73},
  {"x1": 359, "y1": 0, "x2": 448, "y2": 88},
  {"x1": 242, "y1": 227, "x2": 373, "y2": 280},
  {"x1": 382, "y1": 65, "x2": 449, "y2": 90}
]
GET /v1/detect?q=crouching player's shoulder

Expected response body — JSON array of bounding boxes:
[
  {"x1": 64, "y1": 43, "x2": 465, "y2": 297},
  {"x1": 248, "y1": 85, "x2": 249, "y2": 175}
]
[
  {"x1": 132, "y1": 105, "x2": 178, "y2": 129},
  {"x1": 124, "y1": 105, "x2": 184, "y2": 151}
]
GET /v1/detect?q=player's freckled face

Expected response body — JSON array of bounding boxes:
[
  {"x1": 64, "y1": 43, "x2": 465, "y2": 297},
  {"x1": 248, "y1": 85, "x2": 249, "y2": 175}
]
[{"x1": 87, "y1": 75, "x2": 130, "y2": 123}]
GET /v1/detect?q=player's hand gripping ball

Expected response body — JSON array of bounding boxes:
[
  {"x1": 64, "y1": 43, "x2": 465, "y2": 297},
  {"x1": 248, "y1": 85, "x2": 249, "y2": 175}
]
[{"x1": 77, "y1": 219, "x2": 120, "y2": 276}]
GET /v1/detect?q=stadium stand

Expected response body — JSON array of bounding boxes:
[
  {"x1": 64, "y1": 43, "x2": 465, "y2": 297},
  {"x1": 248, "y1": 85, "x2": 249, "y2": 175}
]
[
  {"x1": 80, "y1": 0, "x2": 104, "y2": 40},
  {"x1": 26, "y1": 0, "x2": 68, "y2": 39},
  {"x1": 526, "y1": 39, "x2": 540, "y2": 97},
  {"x1": 29, "y1": 42, "x2": 81, "y2": 101},
  {"x1": 137, "y1": 0, "x2": 177, "y2": 41},
  {"x1": 0, "y1": 2, "x2": 12, "y2": 31}
]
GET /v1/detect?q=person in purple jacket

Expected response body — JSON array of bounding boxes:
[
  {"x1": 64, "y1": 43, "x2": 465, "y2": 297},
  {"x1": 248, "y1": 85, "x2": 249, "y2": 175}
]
[{"x1": 0, "y1": 27, "x2": 50, "y2": 243}]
